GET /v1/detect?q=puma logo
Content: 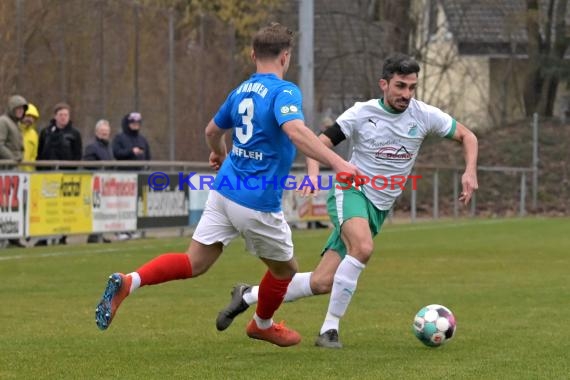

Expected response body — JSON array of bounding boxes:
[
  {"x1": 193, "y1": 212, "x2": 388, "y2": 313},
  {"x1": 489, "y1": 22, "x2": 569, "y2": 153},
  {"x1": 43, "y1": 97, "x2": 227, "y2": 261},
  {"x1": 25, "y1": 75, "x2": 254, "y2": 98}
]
[
  {"x1": 283, "y1": 89, "x2": 293, "y2": 95},
  {"x1": 368, "y1": 118, "x2": 379, "y2": 127}
]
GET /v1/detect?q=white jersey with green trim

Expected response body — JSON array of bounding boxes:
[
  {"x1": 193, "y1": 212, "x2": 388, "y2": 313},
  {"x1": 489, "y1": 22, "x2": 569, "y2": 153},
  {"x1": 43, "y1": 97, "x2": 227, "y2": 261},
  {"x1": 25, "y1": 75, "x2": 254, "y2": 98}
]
[{"x1": 336, "y1": 97, "x2": 456, "y2": 211}]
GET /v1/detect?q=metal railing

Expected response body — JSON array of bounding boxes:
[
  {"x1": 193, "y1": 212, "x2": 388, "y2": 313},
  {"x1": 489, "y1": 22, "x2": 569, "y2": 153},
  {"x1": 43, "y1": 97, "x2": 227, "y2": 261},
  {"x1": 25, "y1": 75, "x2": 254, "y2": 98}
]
[{"x1": 406, "y1": 164, "x2": 535, "y2": 222}]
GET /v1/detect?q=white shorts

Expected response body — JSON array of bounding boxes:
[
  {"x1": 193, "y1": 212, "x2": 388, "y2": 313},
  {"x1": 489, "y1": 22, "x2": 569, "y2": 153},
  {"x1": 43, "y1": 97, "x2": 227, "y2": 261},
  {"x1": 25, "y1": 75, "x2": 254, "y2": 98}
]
[{"x1": 192, "y1": 191, "x2": 294, "y2": 261}]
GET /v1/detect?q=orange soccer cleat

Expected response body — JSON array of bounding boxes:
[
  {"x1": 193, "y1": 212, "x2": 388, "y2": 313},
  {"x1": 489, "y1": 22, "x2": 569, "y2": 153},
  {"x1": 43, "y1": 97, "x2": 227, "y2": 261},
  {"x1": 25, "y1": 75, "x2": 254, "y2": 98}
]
[
  {"x1": 95, "y1": 273, "x2": 132, "y2": 330},
  {"x1": 246, "y1": 319, "x2": 301, "y2": 347}
]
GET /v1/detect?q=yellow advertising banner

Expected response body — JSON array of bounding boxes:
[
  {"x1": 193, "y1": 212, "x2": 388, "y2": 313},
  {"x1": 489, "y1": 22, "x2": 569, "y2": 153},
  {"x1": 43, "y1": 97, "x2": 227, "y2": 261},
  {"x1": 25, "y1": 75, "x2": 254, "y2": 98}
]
[{"x1": 28, "y1": 173, "x2": 93, "y2": 236}]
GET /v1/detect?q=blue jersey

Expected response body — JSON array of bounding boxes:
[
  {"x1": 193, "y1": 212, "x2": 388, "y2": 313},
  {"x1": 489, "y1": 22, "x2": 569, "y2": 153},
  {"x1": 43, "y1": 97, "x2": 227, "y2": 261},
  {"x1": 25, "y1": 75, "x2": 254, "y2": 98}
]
[{"x1": 213, "y1": 73, "x2": 304, "y2": 212}]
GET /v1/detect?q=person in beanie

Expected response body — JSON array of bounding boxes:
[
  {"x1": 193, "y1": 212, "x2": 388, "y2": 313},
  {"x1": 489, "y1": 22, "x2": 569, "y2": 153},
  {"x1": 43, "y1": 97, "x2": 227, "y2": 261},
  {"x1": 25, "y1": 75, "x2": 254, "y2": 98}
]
[
  {"x1": 112, "y1": 112, "x2": 151, "y2": 171},
  {"x1": 112, "y1": 112, "x2": 151, "y2": 240}
]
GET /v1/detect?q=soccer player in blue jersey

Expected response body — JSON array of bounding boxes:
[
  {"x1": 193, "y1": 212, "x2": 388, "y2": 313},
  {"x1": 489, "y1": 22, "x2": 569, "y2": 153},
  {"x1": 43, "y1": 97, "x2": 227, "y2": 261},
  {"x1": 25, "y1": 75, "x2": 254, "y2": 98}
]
[{"x1": 94, "y1": 23, "x2": 360, "y2": 347}]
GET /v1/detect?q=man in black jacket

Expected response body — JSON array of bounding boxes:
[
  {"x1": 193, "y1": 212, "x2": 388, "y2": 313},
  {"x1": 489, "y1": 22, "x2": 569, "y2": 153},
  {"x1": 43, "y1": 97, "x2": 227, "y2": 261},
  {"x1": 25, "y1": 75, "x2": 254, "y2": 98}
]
[
  {"x1": 35, "y1": 102, "x2": 82, "y2": 246},
  {"x1": 37, "y1": 102, "x2": 82, "y2": 168}
]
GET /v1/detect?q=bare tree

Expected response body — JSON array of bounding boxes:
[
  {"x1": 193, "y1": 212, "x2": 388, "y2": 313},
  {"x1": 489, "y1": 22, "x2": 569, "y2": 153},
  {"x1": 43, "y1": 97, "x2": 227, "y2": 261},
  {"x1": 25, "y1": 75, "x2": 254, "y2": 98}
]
[{"x1": 524, "y1": 0, "x2": 569, "y2": 117}]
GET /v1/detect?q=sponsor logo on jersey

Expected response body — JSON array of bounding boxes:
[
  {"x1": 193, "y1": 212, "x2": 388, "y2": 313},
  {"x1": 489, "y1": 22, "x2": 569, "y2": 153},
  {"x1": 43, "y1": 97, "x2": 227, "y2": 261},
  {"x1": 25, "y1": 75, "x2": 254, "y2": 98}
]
[
  {"x1": 408, "y1": 123, "x2": 418, "y2": 136},
  {"x1": 368, "y1": 118, "x2": 379, "y2": 127},
  {"x1": 375, "y1": 146, "x2": 414, "y2": 161},
  {"x1": 280, "y1": 106, "x2": 290, "y2": 114},
  {"x1": 283, "y1": 89, "x2": 293, "y2": 95}
]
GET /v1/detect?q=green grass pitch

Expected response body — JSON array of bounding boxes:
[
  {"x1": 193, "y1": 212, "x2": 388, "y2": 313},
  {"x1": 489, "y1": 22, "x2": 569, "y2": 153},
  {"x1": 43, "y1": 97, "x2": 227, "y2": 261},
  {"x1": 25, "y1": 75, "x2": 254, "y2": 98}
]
[{"x1": 1, "y1": 217, "x2": 569, "y2": 379}]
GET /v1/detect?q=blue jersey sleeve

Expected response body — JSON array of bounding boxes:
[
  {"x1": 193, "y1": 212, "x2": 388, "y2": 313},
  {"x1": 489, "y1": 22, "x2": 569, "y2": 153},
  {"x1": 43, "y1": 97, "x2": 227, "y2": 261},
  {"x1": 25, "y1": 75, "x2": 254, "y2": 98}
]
[
  {"x1": 213, "y1": 92, "x2": 234, "y2": 129},
  {"x1": 273, "y1": 84, "x2": 304, "y2": 126}
]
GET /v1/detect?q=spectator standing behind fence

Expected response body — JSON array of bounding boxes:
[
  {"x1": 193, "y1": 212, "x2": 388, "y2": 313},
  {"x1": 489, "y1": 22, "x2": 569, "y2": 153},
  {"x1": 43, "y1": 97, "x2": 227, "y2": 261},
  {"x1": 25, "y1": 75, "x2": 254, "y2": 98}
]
[
  {"x1": 112, "y1": 112, "x2": 151, "y2": 170},
  {"x1": 83, "y1": 119, "x2": 113, "y2": 244},
  {"x1": 37, "y1": 102, "x2": 82, "y2": 167},
  {"x1": 19, "y1": 103, "x2": 40, "y2": 172},
  {"x1": 112, "y1": 112, "x2": 150, "y2": 240},
  {"x1": 0, "y1": 95, "x2": 27, "y2": 248},
  {"x1": 0, "y1": 95, "x2": 26, "y2": 163},
  {"x1": 35, "y1": 102, "x2": 83, "y2": 246}
]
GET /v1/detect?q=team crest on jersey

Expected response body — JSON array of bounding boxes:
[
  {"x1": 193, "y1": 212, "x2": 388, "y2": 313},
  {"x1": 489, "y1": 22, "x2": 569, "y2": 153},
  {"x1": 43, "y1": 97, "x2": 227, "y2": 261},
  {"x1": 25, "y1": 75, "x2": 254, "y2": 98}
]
[
  {"x1": 280, "y1": 105, "x2": 298, "y2": 114},
  {"x1": 375, "y1": 146, "x2": 414, "y2": 161},
  {"x1": 408, "y1": 123, "x2": 418, "y2": 136}
]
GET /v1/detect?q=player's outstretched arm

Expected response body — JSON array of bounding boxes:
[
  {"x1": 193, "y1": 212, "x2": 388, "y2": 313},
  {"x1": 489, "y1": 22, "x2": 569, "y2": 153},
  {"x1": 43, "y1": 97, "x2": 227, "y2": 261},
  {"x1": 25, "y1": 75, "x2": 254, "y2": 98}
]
[
  {"x1": 283, "y1": 119, "x2": 360, "y2": 178},
  {"x1": 205, "y1": 118, "x2": 227, "y2": 171},
  {"x1": 299, "y1": 134, "x2": 335, "y2": 196},
  {"x1": 450, "y1": 122, "x2": 478, "y2": 204}
]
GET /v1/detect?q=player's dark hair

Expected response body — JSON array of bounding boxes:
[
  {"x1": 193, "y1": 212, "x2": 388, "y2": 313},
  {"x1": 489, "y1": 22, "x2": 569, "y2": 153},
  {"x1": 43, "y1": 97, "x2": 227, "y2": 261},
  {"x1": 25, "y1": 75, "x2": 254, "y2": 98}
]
[
  {"x1": 253, "y1": 22, "x2": 294, "y2": 60},
  {"x1": 381, "y1": 53, "x2": 420, "y2": 81}
]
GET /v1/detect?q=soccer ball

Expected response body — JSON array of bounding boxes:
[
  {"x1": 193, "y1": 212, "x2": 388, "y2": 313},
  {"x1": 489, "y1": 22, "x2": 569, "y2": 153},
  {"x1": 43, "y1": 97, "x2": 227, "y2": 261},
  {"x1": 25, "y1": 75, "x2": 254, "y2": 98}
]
[{"x1": 412, "y1": 304, "x2": 456, "y2": 347}]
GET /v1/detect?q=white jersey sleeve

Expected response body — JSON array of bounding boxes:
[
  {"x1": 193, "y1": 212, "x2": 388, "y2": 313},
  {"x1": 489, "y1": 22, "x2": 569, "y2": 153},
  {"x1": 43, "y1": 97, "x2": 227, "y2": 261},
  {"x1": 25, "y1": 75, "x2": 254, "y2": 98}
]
[
  {"x1": 421, "y1": 103, "x2": 456, "y2": 138},
  {"x1": 335, "y1": 102, "x2": 367, "y2": 140}
]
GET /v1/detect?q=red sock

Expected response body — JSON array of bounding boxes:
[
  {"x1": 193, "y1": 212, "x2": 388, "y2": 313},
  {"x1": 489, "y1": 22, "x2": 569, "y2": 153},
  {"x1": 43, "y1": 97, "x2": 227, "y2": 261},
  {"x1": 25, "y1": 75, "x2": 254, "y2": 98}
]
[
  {"x1": 136, "y1": 253, "x2": 193, "y2": 286},
  {"x1": 256, "y1": 270, "x2": 293, "y2": 320}
]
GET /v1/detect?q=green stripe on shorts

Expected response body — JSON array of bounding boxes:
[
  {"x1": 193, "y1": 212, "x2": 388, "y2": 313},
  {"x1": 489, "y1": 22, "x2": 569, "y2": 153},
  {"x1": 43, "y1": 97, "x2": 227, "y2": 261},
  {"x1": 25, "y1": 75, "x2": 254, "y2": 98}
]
[{"x1": 322, "y1": 182, "x2": 388, "y2": 258}]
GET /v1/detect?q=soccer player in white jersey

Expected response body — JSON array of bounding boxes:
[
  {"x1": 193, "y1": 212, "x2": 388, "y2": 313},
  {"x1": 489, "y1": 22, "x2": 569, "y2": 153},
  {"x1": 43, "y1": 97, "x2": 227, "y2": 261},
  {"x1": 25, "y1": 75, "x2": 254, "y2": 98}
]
[
  {"x1": 94, "y1": 23, "x2": 360, "y2": 348},
  {"x1": 216, "y1": 53, "x2": 479, "y2": 348}
]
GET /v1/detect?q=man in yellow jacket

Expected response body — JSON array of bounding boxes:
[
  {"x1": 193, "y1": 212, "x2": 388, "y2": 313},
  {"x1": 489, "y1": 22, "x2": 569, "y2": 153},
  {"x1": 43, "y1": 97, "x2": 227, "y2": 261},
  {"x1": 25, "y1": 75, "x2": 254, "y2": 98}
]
[{"x1": 19, "y1": 103, "x2": 39, "y2": 171}]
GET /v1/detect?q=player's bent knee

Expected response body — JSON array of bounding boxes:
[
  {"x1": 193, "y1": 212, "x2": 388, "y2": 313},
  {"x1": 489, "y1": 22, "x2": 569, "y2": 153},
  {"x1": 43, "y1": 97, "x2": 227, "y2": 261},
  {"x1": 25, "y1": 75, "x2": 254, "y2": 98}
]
[
  {"x1": 310, "y1": 274, "x2": 334, "y2": 294},
  {"x1": 350, "y1": 241, "x2": 374, "y2": 262},
  {"x1": 186, "y1": 252, "x2": 216, "y2": 277},
  {"x1": 187, "y1": 259, "x2": 208, "y2": 278}
]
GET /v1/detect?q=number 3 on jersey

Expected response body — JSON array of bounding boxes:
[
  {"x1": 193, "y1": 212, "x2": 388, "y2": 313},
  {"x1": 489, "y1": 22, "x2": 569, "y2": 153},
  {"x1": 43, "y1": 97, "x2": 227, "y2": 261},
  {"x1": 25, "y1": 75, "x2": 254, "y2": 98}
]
[{"x1": 237, "y1": 98, "x2": 254, "y2": 144}]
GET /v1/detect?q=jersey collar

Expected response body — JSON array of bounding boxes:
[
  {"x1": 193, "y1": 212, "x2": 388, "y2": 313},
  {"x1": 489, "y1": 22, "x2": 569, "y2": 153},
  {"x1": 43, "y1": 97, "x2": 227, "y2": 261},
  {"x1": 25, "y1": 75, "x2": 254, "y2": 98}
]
[
  {"x1": 379, "y1": 98, "x2": 404, "y2": 114},
  {"x1": 252, "y1": 72, "x2": 279, "y2": 80}
]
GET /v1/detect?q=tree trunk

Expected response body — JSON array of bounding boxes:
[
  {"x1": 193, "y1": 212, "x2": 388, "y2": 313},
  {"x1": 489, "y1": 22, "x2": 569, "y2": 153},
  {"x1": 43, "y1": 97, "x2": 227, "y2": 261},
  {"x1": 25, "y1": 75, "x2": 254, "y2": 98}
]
[
  {"x1": 542, "y1": 0, "x2": 569, "y2": 116},
  {"x1": 523, "y1": 0, "x2": 543, "y2": 116},
  {"x1": 384, "y1": 0, "x2": 412, "y2": 53}
]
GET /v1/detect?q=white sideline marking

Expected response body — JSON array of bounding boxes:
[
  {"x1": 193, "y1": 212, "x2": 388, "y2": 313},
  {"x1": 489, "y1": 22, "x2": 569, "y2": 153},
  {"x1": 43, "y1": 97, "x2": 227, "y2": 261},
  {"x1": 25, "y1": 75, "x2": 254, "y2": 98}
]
[
  {"x1": 0, "y1": 218, "x2": 546, "y2": 262},
  {"x1": 0, "y1": 242, "x2": 180, "y2": 262}
]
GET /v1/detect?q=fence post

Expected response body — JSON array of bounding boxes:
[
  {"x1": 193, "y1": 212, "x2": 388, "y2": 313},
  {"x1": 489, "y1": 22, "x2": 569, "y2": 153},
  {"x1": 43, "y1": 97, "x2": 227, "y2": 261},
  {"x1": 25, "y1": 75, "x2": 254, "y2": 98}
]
[
  {"x1": 16, "y1": 0, "x2": 23, "y2": 92},
  {"x1": 453, "y1": 170, "x2": 459, "y2": 218},
  {"x1": 168, "y1": 8, "x2": 176, "y2": 161},
  {"x1": 299, "y1": 0, "x2": 315, "y2": 130},
  {"x1": 411, "y1": 171, "x2": 417, "y2": 223},
  {"x1": 520, "y1": 172, "x2": 527, "y2": 217},
  {"x1": 433, "y1": 169, "x2": 439, "y2": 219},
  {"x1": 59, "y1": 3, "x2": 67, "y2": 100},
  {"x1": 133, "y1": 3, "x2": 140, "y2": 111},
  {"x1": 532, "y1": 113, "x2": 538, "y2": 210}
]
